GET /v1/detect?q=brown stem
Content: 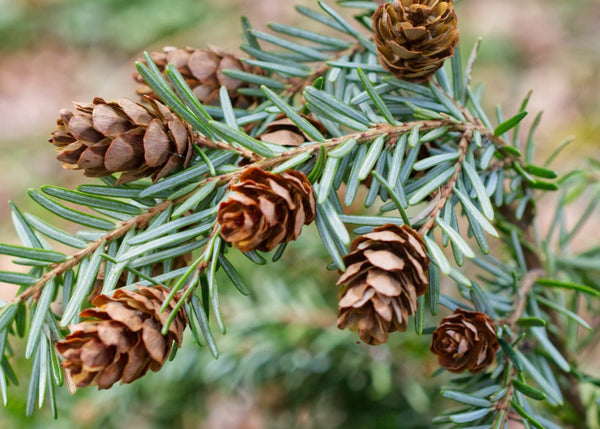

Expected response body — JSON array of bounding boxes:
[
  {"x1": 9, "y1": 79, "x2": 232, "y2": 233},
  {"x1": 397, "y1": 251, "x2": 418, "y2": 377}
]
[
  {"x1": 5, "y1": 120, "x2": 433, "y2": 303},
  {"x1": 12, "y1": 119, "x2": 515, "y2": 305},
  {"x1": 418, "y1": 130, "x2": 471, "y2": 235},
  {"x1": 494, "y1": 382, "x2": 515, "y2": 428},
  {"x1": 499, "y1": 202, "x2": 588, "y2": 423},
  {"x1": 506, "y1": 268, "x2": 545, "y2": 330},
  {"x1": 492, "y1": 267, "x2": 545, "y2": 428},
  {"x1": 432, "y1": 77, "x2": 588, "y2": 422},
  {"x1": 284, "y1": 42, "x2": 367, "y2": 98},
  {"x1": 492, "y1": 268, "x2": 546, "y2": 427},
  {"x1": 194, "y1": 134, "x2": 262, "y2": 162},
  {"x1": 15, "y1": 200, "x2": 172, "y2": 303}
]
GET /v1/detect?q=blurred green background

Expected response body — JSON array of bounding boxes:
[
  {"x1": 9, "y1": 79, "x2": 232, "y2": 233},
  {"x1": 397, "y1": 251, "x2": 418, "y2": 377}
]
[{"x1": 0, "y1": 0, "x2": 599, "y2": 427}]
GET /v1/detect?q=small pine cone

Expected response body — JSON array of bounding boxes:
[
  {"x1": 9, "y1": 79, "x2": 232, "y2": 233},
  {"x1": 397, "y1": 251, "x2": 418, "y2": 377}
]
[
  {"x1": 430, "y1": 308, "x2": 499, "y2": 373},
  {"x1": 217, "y1": 167, "x2": 316, "y2": 252},
  {"x1": 258, "y1": 114, "x2": 327, "y2": 147},
  {"x1": 56, "y1": 286, "x2": 186, "y2": 390},
  {"x1": 134, "y1": 46, "x2": 264, "y2": 109},
  {"x1": 337, "y1": 224, "x2": 429, "y2": 345},
  {"x1": 372, "y1": 0, "x2": 459, "y2": 83},
  {"x1": 50, "y1": 97, "x2": 195, "y2": 185}
]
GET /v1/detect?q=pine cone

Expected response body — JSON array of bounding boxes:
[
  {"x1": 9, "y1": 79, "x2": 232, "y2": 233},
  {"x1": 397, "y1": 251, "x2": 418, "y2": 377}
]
[
  {"x1": 49, "y1": 97, "x2": 195, "y2": 185},
  {"x1": 134, "y1": 46, "x2": 263, "y2": 109},
  {"x1": 258, "y1": 114, "x2": 327, "y2": 147},
  {"x1": 217, "y1": 167, "x2": 316, "y2": 252},
  {"x1": 337, "y1": 224, "x2": 429, "y2": 345},
  {"x1": 430, "y1": 308, "x2": 499, "y2": 373},
  {"x1": 372, "y1": 0, "x2": 459, "y2": 82},
  {"x1": 56, "y1": 286, "x2": 186, "y2": 390}
]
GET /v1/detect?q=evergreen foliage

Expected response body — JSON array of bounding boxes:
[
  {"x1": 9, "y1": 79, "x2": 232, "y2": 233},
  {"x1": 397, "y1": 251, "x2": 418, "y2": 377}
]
[{"x1": 0, "y1": 1, "x2": 598, "y2": 427}]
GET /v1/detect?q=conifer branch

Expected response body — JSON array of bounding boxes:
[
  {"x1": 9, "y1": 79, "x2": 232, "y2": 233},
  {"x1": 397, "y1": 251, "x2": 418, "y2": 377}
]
[
  {"x1": 418, "y1": 130, "x2": 470, "y2": 235},
  {"x1": 194, "y1": 134, "x2": 262, "y2": 162},
  {"x1": 503, "y1": 201, "x2": 588, "y2": 421},
  {"x1": 492, "y1": 191, "x2": 590, "y2": 423},
  {"x1": 1, "y1": 2, "x2": 596, "y2": 425},
  {"x1": 14, "y1": 199, "x2": 173, "y2": 303},
  {"x1": 507, "y1": 269, "x2": 545, "y2": 331},
  {"x1": 284, "y1": 40, "x2": 367, "y2": 97},
  {"x1": 12, "y1": 117, "x2": 515, "y2": 305},
  {"x1": 493, "y1": 268, "x2": 546, "y2": 428}
]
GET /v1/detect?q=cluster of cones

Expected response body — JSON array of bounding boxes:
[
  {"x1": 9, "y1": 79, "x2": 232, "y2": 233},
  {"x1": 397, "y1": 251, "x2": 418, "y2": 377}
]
[
  {"x1": 54, "y1": 1, "x2": 496, "y2": 391},
  {"x1": 336, "y1": 223, "x2": 498, "y2": 374},
  {"x1": 50, "y1": 0, "x2": 460, "y2": 184},
  {"x1": 57, "y1": 201, "x2": 497, "y2": 391},
  {"x1": 56, "y1": 165, "x2": 318, "y2": 390},
  {"x1": 49, "y1": 46, "x2": 270, "y2": 185}
]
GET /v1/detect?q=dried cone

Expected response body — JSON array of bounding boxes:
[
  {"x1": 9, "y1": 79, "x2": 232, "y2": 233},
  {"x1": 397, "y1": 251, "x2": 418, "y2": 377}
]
[
  {"x1": 337, "y1": 224, "x2": 429, "y2": 345},
  {"x1": 259, "y1": 114, "x2": 327, "y2": 147},
  {"x1": 430, "y1": 308, "x2": 499, "y2": 373},
  {"x1": 56, "y1": 286, "x2": 186, "y2": 390},
  {"x1": 372, "y1": 0, "x2": 459, "y2": 82},
  {"x1": 134, "y1": 46, "x2": 263, "y2": 109},
  {"x1": 217, "y1": 167, "x2": 316, "y2": 252},
  {"x1": 50, "y1": 97, "x2": 195, "y2": 184}
]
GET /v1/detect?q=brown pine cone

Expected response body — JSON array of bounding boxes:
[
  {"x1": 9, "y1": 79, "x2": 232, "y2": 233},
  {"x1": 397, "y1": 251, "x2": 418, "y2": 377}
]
[
  {"x1": 56, "y1": 286, "x2": 186, "y2": 390},
  {"x1": 49, "y1": 97, "x2": 195, "y2": 185},
  {"x1": 430, "y1": 308, "x2": 499, "y2": 373},
  {"x1": 134, "y1": 46, "x2": 264, "y2": 109},
  {"x1": 372, "y1": 0, "x2": 459, "y2": 83},
  {"x1": 217, "y1": 167, "x2": 316, "y2": 252},
  {"x1": 337, "y1": 224, "x2": 429, "y2": 345},
  {"x1": 258, "y1": 114, "x2": 327, "y2": 147}
]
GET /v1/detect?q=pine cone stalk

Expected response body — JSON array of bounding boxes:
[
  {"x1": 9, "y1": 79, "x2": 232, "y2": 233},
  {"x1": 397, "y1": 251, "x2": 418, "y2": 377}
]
[
  {"x1": 430, "y1": 308, "x2": 499, "y2": 373},
  {"x1": 56, "y1": 286, "x2": 187, "y2": 390},
  {"x1": 50, "y1": 97, "x2": 195, "y2": 184},
  {"x1": 372, "y1": 0, "x2": 459, "y2": 82},
  {"x1": 337, "y1": 224, "x2": 430, "y2": 345},
  {"x1": 217, "y1": 167, "x2": 316, "y2": 252}
]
